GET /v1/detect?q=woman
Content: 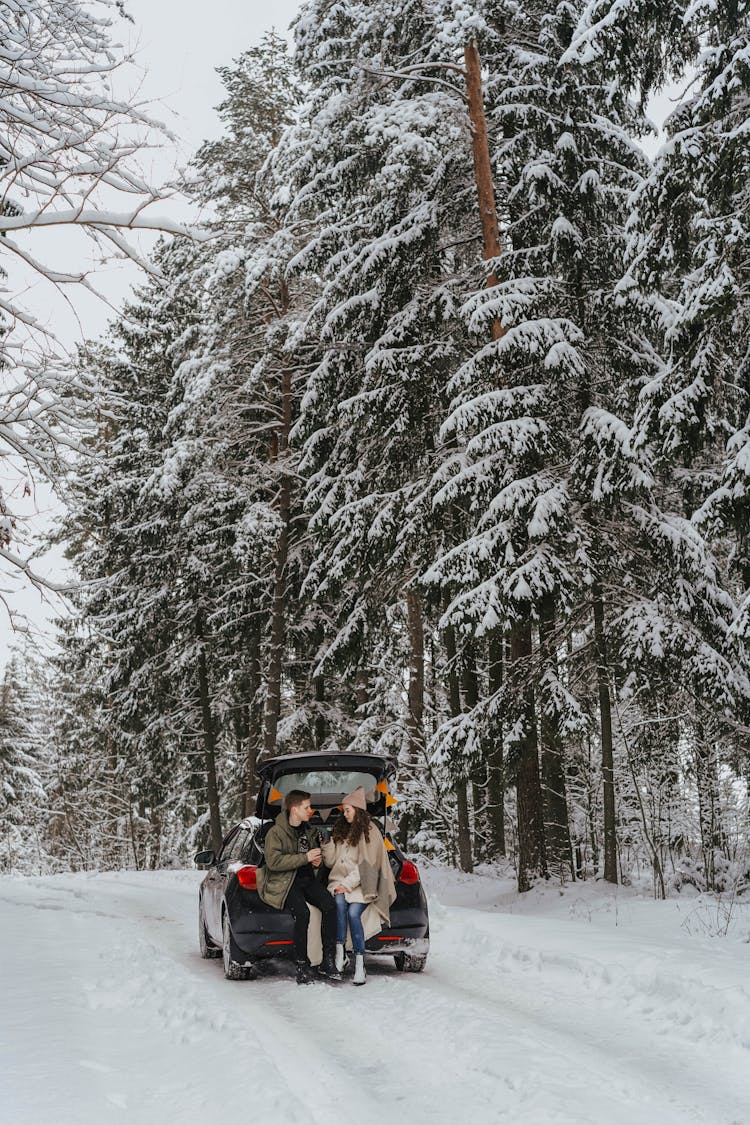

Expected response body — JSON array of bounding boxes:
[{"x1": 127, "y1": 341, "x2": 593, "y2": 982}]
[{"x1": 320, "y1": 786, "x2": 396, "y2": 985}]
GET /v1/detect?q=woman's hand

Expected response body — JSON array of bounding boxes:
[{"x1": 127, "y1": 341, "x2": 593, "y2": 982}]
[{"x1": 334, "y1": 885, "x2": 347, "y2": 894}]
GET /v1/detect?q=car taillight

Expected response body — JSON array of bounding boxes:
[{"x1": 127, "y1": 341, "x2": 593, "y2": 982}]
[
  {"x1": 398, "y1": 860, "x2": 420, "y2": 885},
  {"x1": 236, "y1": 865, "x2": 258, "y2": 890}
]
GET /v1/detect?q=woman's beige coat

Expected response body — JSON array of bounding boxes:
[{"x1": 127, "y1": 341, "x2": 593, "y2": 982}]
[
  {"x1": 321, "y1": 820, "x2": 397, "y2": 942},
  {"x1": 323, "y1": 839, "x2": 367, "y2": 903}
]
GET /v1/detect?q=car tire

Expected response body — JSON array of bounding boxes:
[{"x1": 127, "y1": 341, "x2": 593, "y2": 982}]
[
  {"x1": 222, "y1": 910, "x2": 250, "y2": 980},
  {"x1": 199, "y1": 897, "x2": 221, "y2": 959},
  {"x1": 394, "y1": 952, "x2": 427, "y2": 973}
]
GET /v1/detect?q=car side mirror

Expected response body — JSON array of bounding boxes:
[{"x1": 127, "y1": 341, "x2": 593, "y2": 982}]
[{"x1": 194, "y1": 849, "x2": 216, "y2": 867}]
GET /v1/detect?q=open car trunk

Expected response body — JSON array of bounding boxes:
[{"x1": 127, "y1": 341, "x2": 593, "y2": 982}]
[{"x1": 255, "y1": 752, "x2": 396, "y2": 821}]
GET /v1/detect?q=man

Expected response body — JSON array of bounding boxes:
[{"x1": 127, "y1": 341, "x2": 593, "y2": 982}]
[{"x1": 257, "y1": 789, "x2": 341, "y2": 984}]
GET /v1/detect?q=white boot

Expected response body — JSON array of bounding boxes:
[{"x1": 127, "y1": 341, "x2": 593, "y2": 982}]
[
  {"x1": 335, "y1": 942, "x2": 345, "y2": 973},
  {"x1": 353, "y1": 953, "x2": 366, "y2": 986}
]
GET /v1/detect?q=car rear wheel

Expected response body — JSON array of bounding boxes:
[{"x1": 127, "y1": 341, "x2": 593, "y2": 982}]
[
  {"x1": 222, "y1": 910, "x2": 251, "y2": 980},
  {"x1": 394, "y1": 952, "x2": 427, "y2": 973},
  {"x1": 199, "y1": 897, "x2": 221, "y2": 959}
]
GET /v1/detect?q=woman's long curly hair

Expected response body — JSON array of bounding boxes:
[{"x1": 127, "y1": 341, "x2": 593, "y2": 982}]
[{"x1": 332, "y1": 807, "x2": 371, "y2": 847}]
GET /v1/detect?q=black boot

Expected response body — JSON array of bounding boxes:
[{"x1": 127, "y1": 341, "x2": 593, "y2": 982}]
[
  {"x1": 318, "y1": 950, "x2": 343, "y2": 981},
  {"x1": 296, "y1": 960, "x2": 316, "y2": 985}
]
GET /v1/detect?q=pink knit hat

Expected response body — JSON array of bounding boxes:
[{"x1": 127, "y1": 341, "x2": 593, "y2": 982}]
[{"x1": 342, "y1": 786, "x2": 367, "y2": 810}]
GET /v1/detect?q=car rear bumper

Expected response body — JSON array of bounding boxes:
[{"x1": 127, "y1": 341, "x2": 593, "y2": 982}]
[
  {"x1": 366, "y1": 933, "x2": 430, "y2": 956},
  {"x1": 365, "y1": 907, "x2": 428, "y2": 955},
  {"x1": 231, "y1": 915, "x2": 297, "y2": 958},
  {"x1": 229, "y1": 901, "x2": 428, "y2": 960}
]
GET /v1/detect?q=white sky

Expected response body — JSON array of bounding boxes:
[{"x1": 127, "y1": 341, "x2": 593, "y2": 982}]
[{"x1": 1, "y1": 0, "x2": 303, "y2": 660}]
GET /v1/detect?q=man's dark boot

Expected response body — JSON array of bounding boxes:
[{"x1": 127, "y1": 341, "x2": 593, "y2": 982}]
[
  {"x1": 296, "y1": 960, "x2": 316, "y2": 985},
  {"x1": 318, "y1": 951, "x2": 343, "y2": 981}
]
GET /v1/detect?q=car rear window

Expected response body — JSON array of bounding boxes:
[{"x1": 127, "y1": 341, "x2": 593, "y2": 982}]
[{"x1": 275, "y1": 770, "x2": 379, "y2": 804}]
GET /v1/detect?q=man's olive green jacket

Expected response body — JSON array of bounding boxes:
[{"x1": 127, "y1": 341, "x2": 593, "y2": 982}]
[{"x1": 256, "y1": 810, "x2": 325, "y2": 910}]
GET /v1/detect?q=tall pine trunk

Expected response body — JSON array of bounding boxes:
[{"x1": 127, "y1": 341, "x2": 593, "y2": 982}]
[
  {"x1": 538, "y1": 595, "x2": 574, "y2": 882},
  {"x1": 464, "y1": 37, "x2": 505, "y2": 339},
  {"x1": 313, "y1": 669, "x2": 326, "y2": 749},
  {"x1": 243, "y1": 630, "x2": 261, "y2": 816},
  {"x1": 398, "y1": 588, "x2": 426, "y2": 852},
  {"x1": 262, "y1": 364, "x2": 292, "y2": 759},
  {"x1": 462, "y1": 641, "x2": 486, "y2": 862},
  {"x1": 486, "y1": 630, "x2": 506, "y2": 857},
  {"x1": 406, "y1": 587, "x2": 426, "y2": 761},
  {"x1": 467, "y1": 46, "x2": 546, "y2": 884},
  {"x1": 694, "y1": 724, "x2": 723, "y2": 891},
  {"x1": 444, "y1": 619, "x2": 474, "y2": 872},
  {"x1": 511, "y1": 620, "x2": 546, "y2": 891},
  {"x1": 196, "y1": 612, "x2": 223, "y2": 854},
  {"x1": 592, "y1": 581, "x2": 618, "y2": 883},
  {"x1": 356, "y1": 668, "x2": 369, "y2": 712},
  {"x1": 242, "y1": 703, "x2": 259, "y2": 818}
]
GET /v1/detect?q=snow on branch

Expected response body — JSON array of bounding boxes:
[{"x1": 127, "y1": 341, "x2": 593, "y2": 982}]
[{"x1": 0, "y1": 0, "x2": 206, "y2": 616}]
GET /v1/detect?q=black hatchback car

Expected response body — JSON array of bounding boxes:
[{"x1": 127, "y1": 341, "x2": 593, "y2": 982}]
[{"x1": 194, "y1": 751, "x2": 429, "y2": 980}]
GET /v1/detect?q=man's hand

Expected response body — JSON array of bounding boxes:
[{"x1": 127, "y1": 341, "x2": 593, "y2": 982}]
[{"x1": 306, "y1": 847, "x2": 322, "y2": 864}]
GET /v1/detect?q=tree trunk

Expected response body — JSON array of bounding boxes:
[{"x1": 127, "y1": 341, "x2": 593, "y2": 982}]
[
  {"x1": 196, "y1": 616, "x2": 223, "y2": 854},
  {"x1": 356, "y1": 668, "x2": 369, "y2": 712},
  {"x1": 586, "y1": 731, "x2": 599, "y2": 876},
  {"x1": 262, "y1": 365, "x2": 292, "y2": 759},
  {"x1": 242, "y1": 704, "x2": 259, "y2": 819},
  {"x1": 510, "y1": 620, "x2": 546, "y2": 891},
  {"x1": 462, "y1": 641, "x2": 486, "y2": 862},
  {"x1": 538, "y1": 595, "x2": 574, "y2": 882},
  {"x1": 458, "y1": 37, "x2": 507, "y2": 869},
  {"x1": 128, "y1": 803, "x2": 142, "y2": 870},
  {"x1": 313, "y1": 668, "x2": 326, "y2": 749},
  {"x1": 149, "y1": 809, "x2": 161, "y2": 870},
  {"x1": 444, "y1": 620, "x2": 473, "y2": 872},
  {"x1": 233, "y1": 708, "x2": 246, "y2": 820},
  {"x1": 592, "y1": 582, "x2": 618, "y2": 884},
  {"x1": 406, "y1": 587, "x2": 426, "y2": 762},
  {"x1": 486, "y1": 630, "x2": 506, "y2": 857},
  {"x1": 244, "y1": 630, "x2": 262, "y2": 816},
  {"x1": 695, "y1": 726, "x2": 722, "y2": 891},
  {"x1": 464, "y1": 37, "x2": 505, "y2": 340}
]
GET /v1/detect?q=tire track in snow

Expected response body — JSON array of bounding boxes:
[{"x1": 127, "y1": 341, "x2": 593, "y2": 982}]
[
  {"x1": 71, "y1": 876, "x2": 405, "y2": 1125},
  {"x1": 87, "y1": 877, "x2": 653, "y2": 1125},
  {"x1": 72, "y1": 873, "x2": 533, "y2": 1122}
]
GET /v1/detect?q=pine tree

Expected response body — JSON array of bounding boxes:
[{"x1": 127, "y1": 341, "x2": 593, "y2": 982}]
[
  {"x1": 284, "y1": 0, "x2": 523, "y2": 868},
  {"x1": 0, "y1": 653, "x2": 46, "y2": 871}
]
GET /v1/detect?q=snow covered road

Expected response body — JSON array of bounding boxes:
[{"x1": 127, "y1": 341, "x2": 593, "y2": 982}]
[{"x1": 1, "y1": 867, "x2": 749, "y2": 1125}]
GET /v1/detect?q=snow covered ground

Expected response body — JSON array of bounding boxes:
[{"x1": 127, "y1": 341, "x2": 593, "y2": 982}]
[{"x1": 1, "y1": 862, "x2": 749, "y2": 1125}]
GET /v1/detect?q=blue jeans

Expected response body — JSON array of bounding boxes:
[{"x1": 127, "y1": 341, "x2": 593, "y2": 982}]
[{"x1": 334, "y1": 893, "x2": 367, "y2": 954}]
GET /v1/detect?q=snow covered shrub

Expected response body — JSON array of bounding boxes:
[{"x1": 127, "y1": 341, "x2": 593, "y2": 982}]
[{"x1": 409, "y1": 827, "x2": 450, "y2": 863}]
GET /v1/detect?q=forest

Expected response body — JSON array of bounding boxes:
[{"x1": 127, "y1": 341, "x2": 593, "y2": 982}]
[{"x1": 1, "y1": 0, "x2": 749, "y2": 900}]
